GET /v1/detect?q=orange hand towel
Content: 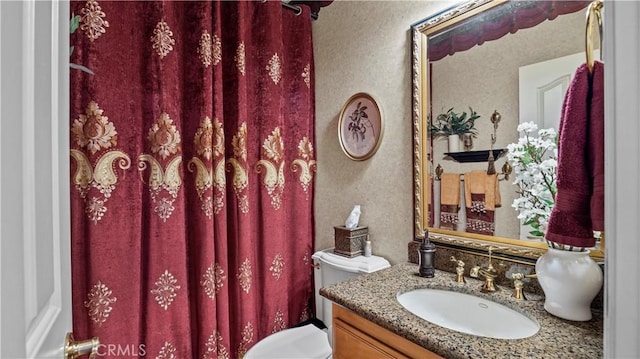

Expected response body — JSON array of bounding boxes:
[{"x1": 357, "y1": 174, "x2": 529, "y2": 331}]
[
  {"x1": 464, "y1": 170, "x2": 500, "y2": 210},
  {"x1": 485, "y1": 172, "x2": 501, "y2": 210},
  {"x1": 440, "y1": 173, "x2": 461, "y2": 207}
]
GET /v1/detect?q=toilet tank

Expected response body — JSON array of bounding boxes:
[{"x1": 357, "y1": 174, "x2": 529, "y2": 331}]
[{"x1": 312, "y1": 248, "x2": 390, "y2": 325}]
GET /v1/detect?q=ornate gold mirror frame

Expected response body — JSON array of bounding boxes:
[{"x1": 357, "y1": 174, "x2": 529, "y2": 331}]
[{"x1": 411, "y1": 0, "x2": 604, "y2": 259}]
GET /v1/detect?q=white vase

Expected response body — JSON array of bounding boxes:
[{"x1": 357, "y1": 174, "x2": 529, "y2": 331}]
[
  {"x1": 535, "y1": 248, "x2": 603, "y2": 321},
  {"x1": 447, "y1": 134, "x2": 460, "y2": 152}
]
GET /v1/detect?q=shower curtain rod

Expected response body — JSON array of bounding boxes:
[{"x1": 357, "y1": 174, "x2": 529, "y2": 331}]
[
  {"x1": 259, "y1": 0, "x2": 320, "y2": 20},
  {"x1": 281, "y1": 1, "x2": 303, "y2": 16},
  {"x1": 281, "y1": 1, "x2": 320, "y2": 20}
]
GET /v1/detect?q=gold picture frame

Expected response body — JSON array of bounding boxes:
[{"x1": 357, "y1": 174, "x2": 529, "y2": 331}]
[{"x1": 338, "y1": 92, "x2": 384, "y2": 161}]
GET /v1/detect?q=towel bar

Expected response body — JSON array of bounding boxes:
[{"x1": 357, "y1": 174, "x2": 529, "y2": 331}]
[
  {"x1": 585, "y1": 0, "x2": 603, "y2": 73},
  {"x1": 433, "y1": 163, "x2": 512, "y2": 182}
]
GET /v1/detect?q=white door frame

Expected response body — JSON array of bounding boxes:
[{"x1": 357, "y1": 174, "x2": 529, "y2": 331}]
[
  {"x1": 0, "y1": 0, "x2": 72, "y2": 357},
  {"x1": 604, "y1": 1, "x2": 640, "y2": 357}
]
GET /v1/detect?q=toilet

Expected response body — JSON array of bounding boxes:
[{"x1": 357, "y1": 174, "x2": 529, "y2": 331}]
[{"x1": 244, "y1": 248, "x2": 391, "y2": 359}]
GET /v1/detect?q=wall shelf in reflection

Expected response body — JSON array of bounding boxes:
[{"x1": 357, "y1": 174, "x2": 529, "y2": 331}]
[{"x1": 443, "y1": 149, "x2": 506, "y2": 163}]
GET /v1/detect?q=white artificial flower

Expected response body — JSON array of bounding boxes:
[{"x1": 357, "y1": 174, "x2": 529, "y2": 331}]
[
  {"x1": 507, "y1": 123, "x2": 558, "y2": 237},
  {"x1": 540, "y1": 158, "x2": 557, "y2": 171},
  {"x1": 538, "y1": 127, "x2": 557, "y2": 138},
  {"x1": 516, "y1": 122, "x2": 538, "y2": 133}
]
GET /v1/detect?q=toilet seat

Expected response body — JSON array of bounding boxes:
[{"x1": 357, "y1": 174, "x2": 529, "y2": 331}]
[
  {"x1": 246, "y1": 250, "x2": 389, "y2": 359},
  {"x1": 244, "y1": 324, "x2": 332, "y2": 359}
]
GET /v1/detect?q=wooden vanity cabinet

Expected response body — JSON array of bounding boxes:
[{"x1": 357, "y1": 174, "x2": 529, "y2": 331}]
[{"x1": 332, "y1": 304, "x2": 442, "y2": 359}]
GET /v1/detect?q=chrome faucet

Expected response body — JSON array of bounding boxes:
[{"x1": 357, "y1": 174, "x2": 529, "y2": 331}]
[{"x1": 470, "y1": 247, "x2": 498, "y2": 292}]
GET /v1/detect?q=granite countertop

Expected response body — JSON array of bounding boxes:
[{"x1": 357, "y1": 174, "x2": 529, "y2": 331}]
[{"x1": 320, "y1": 263, "x2": 603, "y2": 359}]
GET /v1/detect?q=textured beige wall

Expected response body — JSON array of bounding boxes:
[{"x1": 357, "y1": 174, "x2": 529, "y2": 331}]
[
  {"x1": 312, "y1": 1, "x2": 454, "y2": 264},
  {"x1": 313, "y1": 2, "x2": 587, "y2": 263}
]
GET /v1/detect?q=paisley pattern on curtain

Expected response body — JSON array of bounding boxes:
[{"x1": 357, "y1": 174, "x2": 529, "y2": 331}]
[{"x1": 69, "y1": 1, "x2": 316, "y2": 358}]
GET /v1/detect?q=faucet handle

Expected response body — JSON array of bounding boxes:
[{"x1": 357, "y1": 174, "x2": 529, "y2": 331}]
[
  {"x1": 450, "y1": 256, "x2": 466, "y2": 284},
  {"x1": 511, "y1": 273, "x2": 538, "y2": 300},
  {"x1": 470, "y1": 265, "x2": 480, "y2": 278}
]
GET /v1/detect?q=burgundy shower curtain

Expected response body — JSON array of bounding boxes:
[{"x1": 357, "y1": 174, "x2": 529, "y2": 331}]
[{"x1": 69, "y1": 1, "x2": 316, "y2": 357}]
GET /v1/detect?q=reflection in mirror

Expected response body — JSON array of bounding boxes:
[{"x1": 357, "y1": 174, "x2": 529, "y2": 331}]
[{"x1": 411, "y1": 0, "x2": 603, "y2": 257}]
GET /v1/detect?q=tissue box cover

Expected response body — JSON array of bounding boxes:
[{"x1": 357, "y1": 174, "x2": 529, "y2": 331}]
[{"x1": 334, "y1": 226, "x2": 368, "y2": 257}]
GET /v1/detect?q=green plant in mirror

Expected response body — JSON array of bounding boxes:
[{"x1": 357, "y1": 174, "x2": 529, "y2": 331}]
[{"x1": 429, "y1": 107, "x2": 480, "y2": 139}]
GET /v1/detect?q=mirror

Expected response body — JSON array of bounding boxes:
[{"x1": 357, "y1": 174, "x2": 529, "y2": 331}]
[{"x1": 411, "y1": 0, "x2": 604, "y2": 258}]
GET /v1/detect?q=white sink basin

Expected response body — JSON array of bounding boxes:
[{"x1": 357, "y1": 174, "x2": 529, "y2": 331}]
[{"x1": 397, "y1": 289, "x2": 540, "y2": 339}]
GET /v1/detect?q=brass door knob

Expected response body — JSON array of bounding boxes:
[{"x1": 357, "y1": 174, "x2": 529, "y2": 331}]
[{"x1": 64, "y1": 332, "x2": 99, "y2": 359}]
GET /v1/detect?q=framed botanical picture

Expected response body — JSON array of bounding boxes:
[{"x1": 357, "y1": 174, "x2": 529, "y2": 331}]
[{"x1": 337, "y1": 93, "x2": 384, "y2": 161}]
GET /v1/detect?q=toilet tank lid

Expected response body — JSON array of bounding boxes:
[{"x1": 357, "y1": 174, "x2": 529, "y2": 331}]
[{"x1": 312, "y1": 249, "x2": 391, "y2": 274}]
